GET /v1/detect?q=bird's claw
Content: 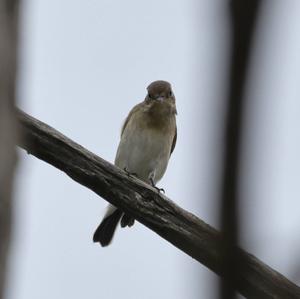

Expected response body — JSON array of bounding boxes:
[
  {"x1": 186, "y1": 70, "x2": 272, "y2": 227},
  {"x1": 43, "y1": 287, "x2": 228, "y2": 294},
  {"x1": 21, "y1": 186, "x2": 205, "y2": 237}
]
[
  {"x1": 124, "y1": 167, "x2": 137, "y2": 178},
  {"x1": 155, "y1": 186, "x2": 165, "y2": 194},
  {"x1": 150, "y1": 178, "x2": 165, "y2": 194}
]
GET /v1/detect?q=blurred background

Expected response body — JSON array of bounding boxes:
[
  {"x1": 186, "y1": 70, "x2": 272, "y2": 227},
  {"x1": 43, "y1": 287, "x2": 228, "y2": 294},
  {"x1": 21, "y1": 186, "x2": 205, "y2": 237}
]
[{"x1": 4, "y1": 0, "x2": 300, "y2": 298}]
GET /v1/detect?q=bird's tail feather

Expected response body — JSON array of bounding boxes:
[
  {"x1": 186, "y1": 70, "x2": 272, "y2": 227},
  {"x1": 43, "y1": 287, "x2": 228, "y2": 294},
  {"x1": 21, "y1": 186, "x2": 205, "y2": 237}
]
[{"x1": 93, "y1": 209, "x2": 123, "y2": 247}]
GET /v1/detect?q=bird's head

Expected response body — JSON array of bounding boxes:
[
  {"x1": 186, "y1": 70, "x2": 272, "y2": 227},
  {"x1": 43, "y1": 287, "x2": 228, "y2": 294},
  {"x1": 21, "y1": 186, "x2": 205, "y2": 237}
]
[{"x1": 145, "y1": 80, "x2": 177, "y2": 114}]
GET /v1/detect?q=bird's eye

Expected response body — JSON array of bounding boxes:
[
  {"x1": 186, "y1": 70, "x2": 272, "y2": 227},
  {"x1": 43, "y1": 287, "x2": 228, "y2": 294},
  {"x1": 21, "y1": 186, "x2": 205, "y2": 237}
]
[
  {"x1": 148, "y1": 93, "x2": 154, "y2": 99},
  {"x1": 169, "y1": 91, "x2": 173, "y2": 97}
]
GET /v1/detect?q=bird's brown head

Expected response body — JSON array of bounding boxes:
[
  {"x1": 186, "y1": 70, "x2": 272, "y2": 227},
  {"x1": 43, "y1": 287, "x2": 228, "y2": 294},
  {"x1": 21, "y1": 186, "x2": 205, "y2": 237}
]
[
  {"x1": 146, "y1": 80, "x2": 173, "y2": 101},
  {"x1": 145, "y1": 80, "x2": 177, "y2": 114}
]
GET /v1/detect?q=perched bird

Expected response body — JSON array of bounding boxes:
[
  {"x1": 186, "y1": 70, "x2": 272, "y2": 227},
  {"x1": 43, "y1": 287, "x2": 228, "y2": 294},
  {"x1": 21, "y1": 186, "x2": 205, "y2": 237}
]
[{"x1": 93, "y1": 80, "x2": 177, "y2": 246}]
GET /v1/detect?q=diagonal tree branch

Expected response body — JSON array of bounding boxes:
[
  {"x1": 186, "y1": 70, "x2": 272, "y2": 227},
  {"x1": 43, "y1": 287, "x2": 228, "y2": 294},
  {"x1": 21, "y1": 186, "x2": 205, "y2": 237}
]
[{"x1": 17, "y1": 109, "x2": 300, "y2": 299}]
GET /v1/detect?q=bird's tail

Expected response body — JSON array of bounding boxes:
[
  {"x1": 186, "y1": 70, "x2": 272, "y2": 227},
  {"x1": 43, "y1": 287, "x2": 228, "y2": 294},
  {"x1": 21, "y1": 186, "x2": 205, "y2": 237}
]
[{"x1": 93, "y1": 207, "x2": 123, "y2": 247}]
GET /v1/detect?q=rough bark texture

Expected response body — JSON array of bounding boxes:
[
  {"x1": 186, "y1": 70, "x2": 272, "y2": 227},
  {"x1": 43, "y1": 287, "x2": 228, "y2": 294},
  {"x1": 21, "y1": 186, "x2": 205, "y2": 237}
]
[
  {"x1": 0, "y1": 0, "x2": 19, "y2": 298},
  {"x1": 17, "y1": 110, "x2": 300, "y2": 299}
]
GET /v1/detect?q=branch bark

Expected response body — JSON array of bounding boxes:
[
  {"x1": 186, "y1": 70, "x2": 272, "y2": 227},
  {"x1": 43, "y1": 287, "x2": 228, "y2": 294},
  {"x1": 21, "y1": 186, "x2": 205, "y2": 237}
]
[{"x1": 17, "y1": 109, "x2": 300, "y2": 299}]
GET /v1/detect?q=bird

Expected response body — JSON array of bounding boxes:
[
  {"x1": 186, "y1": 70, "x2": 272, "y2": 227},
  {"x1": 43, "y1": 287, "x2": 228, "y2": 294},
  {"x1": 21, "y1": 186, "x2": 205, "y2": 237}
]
[{"x1": 93, "y1": 80, "x2": 177, "y2": 247}]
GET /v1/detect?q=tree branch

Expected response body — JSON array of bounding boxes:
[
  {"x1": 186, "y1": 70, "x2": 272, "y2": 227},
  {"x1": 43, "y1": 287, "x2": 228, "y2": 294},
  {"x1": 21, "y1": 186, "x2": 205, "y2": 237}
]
[{"x1": 17, "y1": 109, "x2": 300, "y2": 299}]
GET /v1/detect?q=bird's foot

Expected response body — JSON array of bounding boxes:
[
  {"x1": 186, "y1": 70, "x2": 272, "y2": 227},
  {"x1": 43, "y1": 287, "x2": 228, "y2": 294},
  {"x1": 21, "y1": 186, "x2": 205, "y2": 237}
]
[
  {"x1": 150, "y1": 178, "x2": 165, "y2": 194},
  {"x1": 123, "y1": 167, "x2": 137, "y2": 178},
  {"x1": 155, "y1": 186, "x2": 165, "y2": 194}
]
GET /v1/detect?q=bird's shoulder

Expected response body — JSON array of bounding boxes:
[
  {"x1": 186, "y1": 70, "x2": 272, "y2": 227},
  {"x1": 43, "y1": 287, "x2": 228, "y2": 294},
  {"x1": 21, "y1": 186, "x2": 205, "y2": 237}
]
[{"x1": 120, "y1": 102, "x2": 145, "y2": 137}]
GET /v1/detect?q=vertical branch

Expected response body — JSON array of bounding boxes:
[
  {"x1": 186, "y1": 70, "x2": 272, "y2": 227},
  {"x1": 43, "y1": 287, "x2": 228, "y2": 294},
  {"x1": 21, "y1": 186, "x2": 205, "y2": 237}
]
[
  {"x1": 0, "y1": 0, "x2": 20, "y2": 298},
  {"x1": 220, "y1": 1, "x2": 261, "y2": 298}
]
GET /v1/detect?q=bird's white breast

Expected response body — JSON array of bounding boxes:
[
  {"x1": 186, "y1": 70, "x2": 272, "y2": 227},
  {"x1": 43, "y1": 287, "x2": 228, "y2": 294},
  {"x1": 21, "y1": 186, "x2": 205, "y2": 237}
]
[{"x1": 114, "y1": 114, "x2": 173, "y2": 184}]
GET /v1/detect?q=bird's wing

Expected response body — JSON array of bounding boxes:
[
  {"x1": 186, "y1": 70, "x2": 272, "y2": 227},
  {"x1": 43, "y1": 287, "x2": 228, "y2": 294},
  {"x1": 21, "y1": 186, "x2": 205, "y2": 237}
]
[
  {"x1": 170, "y1": 125, "x2": 177, "y2": 156},
  {"x1": 120, "y1": 102, "x2": 143, "y2": 137}
]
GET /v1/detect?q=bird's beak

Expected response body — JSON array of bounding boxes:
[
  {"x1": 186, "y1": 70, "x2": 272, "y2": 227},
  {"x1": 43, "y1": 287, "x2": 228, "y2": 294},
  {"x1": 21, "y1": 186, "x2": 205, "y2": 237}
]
[{"x1": 156, "y1": 96, "x2": 165, "y2": 101}]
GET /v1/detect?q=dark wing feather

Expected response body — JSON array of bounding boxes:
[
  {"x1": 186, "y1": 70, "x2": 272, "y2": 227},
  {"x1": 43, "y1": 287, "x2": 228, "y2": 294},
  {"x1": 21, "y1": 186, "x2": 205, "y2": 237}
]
[
  {"x1": 170, "y1": 125, "x2": 177, "y2": 156},
  {"x1": 93, "y1": 209, "x2": 123, "y2": 246}
]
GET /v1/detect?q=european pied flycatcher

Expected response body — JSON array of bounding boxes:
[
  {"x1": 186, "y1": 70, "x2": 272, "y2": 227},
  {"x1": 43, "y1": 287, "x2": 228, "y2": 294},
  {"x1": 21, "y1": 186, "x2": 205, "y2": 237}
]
[{"x1": 93, "y1": 80, "x2": 177, "y2": 246}]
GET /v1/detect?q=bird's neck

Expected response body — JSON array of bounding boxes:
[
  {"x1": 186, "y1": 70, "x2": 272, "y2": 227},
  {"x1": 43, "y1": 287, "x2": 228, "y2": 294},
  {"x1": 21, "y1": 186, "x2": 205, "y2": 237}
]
[{"x1": 145, "y1": 101, "x2": 176, "y2": 130}]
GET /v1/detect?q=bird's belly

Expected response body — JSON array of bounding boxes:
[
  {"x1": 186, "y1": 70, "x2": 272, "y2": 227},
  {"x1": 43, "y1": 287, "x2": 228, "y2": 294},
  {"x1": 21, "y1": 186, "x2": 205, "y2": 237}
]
[{"x1": 115, "y1": 129, "x2": 170, "y2": 184}]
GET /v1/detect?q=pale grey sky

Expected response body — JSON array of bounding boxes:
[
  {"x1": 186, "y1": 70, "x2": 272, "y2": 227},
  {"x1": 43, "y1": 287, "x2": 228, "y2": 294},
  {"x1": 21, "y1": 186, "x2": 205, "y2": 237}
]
[{"x1": 6, "y1": 1, "x2": 300, "y2": 299}]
